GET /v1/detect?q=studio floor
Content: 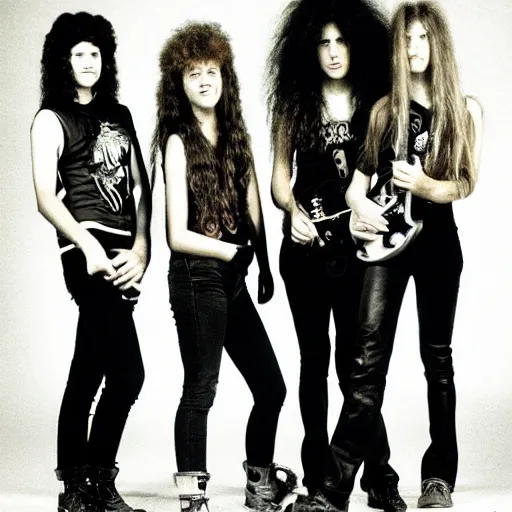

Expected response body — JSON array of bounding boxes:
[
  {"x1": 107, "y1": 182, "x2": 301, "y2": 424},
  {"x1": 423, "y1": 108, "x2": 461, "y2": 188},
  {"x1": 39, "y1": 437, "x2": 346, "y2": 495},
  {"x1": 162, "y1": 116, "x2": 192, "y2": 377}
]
[{"x1": 1, "y1": 484, "x2": 511, "y2": 512}]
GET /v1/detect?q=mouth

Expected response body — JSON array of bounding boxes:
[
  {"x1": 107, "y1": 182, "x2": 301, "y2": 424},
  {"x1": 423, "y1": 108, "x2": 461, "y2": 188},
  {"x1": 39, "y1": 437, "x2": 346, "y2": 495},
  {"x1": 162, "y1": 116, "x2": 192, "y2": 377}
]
[{"x1": 328, "y1": 63, "x2": 342, "y2": 70}]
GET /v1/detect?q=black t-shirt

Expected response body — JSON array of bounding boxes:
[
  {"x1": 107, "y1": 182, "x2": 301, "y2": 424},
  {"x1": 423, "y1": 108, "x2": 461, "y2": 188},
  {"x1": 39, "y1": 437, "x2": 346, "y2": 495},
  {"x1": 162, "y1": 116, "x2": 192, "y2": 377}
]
[
  {"x1": 49, "y1": 97, "x2": 140, "y2": 249},
  {"x1": 363, "y1": 100, "x2": 456, "y2": 228}
]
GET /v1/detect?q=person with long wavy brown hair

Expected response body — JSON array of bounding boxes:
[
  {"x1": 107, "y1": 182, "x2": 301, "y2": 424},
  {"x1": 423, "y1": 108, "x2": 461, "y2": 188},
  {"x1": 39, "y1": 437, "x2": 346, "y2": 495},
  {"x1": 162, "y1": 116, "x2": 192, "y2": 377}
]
[
  {"x1": 30, "y1": 11, "x2": 150, "y2": 512},
  {"x1": 267, "y1": 1, "x2": 406, "y2": 511},
  {"x1": 325, "y1": 1, "x2": 483, "y2": 509},
  {"x1": 151, "y1": 21, "x2": 297, "y2": 512}
]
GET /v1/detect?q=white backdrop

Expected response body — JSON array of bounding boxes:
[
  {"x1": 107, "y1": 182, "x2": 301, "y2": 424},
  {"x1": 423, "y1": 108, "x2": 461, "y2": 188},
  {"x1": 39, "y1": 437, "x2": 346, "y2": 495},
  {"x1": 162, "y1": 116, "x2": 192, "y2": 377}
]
[{"x1": 1, "y1": 0, "x2": 511, "y2": 497}]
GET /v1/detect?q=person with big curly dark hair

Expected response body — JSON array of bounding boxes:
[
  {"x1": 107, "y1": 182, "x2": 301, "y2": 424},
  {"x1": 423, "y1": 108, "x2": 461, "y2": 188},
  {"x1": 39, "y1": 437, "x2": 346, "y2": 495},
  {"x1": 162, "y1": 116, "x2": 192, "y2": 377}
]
[
  {"x1": 30, "y1": 11, "x2": 150, "y2": 512},
  {"x1": 267, "y1": 0, "x2": 406, "y2": 511},
  {"x1": 151, "y1": 21, "x2": 297, "y2": 512}
]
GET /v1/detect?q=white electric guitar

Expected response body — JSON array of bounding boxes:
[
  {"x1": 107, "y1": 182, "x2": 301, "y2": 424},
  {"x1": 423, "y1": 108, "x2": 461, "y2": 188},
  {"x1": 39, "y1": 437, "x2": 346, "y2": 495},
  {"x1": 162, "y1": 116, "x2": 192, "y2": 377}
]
[{"x1": 353, "y1": 142, "x2": 423, "y2": 262}]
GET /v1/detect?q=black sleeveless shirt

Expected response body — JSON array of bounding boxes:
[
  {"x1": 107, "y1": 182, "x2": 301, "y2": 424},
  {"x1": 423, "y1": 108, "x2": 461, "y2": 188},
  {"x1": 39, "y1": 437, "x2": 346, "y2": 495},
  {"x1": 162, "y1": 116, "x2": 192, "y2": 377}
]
[
  {"x1": 286, "y1": 109, "x2": 367, "y2": 241},
  {"x1": 363, "y1": 100, "x2": 456, "y2": 229},
  {"x1": 49, "y1": 97, "x2": 139, "y2": 249}
]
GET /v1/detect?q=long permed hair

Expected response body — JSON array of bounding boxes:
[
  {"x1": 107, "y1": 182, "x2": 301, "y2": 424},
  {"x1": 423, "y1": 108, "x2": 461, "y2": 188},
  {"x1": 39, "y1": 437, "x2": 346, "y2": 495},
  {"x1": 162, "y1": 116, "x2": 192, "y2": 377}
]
[
  {"x1": 362, "y1": 1, "x2": 477, "y2": 197},
  {"x1": 151, "y1": 22, "x2": 253, "y2": 238},
  {"x1": 266, "y1": 0, "x2": 390, "y2": 154},
  {"x1": 40, "y1": 12, "x2": 118, "y2": 109}
]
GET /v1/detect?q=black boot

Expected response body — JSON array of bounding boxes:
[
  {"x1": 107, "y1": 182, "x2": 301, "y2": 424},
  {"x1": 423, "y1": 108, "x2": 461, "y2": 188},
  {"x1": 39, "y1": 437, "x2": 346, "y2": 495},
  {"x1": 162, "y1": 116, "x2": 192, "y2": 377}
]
[
  {"x1": 88, "y1": 465, "x2": 146, "y2": 512},
  {"x1": 364, "y1": 484, "x2": 407, "y2": 512},
  {"x1": 291, "y1": 491, "x2": 349, "y2": 512},
  {"x1": 174, "y1": 471, "x2": 211, "y2": 512},
  {"x1": 243, "y1": 460, "x2": 298, "y2": 511},
  {"x1": 55, "y1": 466, "x2": 100, "y2": 512}
]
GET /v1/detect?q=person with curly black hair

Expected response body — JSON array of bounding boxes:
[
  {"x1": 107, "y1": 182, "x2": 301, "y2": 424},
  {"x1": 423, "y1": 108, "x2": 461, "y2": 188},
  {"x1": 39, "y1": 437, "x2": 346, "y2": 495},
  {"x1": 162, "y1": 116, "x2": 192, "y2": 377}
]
[
  {"x1": 30, "y1": 11, "x2": 150, "y2": 512},
  {"x1": 151, "y1": 21, "x2": 297, "y2": 512},
  {"x1": 267, "y1": 0, "x2": 405, "y2": 511}
]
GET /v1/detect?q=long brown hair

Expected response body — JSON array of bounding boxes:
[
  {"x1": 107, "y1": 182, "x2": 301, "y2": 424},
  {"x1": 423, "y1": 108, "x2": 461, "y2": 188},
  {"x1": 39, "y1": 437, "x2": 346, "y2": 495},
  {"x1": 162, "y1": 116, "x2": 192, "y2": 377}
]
[
  {"x1": 361, "y1": 1, "x2": 477, "y2": 197},
  {"x1": 151, "y1": 22, "x2": 253, "y2": 237}
]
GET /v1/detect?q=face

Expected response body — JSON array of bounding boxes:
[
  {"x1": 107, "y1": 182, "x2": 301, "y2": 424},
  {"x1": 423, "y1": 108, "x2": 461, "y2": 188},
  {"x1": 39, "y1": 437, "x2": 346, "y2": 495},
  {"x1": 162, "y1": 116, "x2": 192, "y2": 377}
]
[
  {"x1": 70, "y1": 41, "x2": 102, "y2": 90},
  {"x1": 406, "y1": 19, "x2": 430, "y2": 74},
  {"x1": 183, "y1": 60, "x2": 223, "y2": 112},
  {"x1": 317, "y1": 23, "x2": 350, "y2": 80}
]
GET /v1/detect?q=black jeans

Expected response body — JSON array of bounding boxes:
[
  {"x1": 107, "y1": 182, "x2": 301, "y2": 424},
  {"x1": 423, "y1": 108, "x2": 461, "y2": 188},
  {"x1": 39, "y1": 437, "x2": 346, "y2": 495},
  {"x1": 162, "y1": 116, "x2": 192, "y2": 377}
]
[
  {"x1": 328, "y1": 226, "x2": 462, "y2": 495},
  {"x1": 57, "y1": 231, "x2": 145, "y2": 470},
  {"x1": 279, "y1": 238, "x2": 398, "y2": 494},
  {"x1": 169, "y1": 254, "x2": 286, "y2": 472}
]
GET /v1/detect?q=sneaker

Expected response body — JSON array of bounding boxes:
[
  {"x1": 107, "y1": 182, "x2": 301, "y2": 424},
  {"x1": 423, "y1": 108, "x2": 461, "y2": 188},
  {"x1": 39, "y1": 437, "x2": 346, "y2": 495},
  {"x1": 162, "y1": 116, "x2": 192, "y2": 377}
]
[
  {"x1": 366, "y1": 484, "x2": 407, "y2": 512},
  {"x1": 417, "y1": 478, "x2": 453, "y2": 508}
]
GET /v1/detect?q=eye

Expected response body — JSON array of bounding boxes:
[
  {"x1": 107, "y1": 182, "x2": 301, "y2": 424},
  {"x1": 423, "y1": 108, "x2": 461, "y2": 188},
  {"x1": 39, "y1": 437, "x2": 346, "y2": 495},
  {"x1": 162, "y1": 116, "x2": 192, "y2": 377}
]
[
  {"x1": 419, "y1": 33, "x2": 428, "y2": 40},
  {"x1": 91, "y1": 52, "x2": 100, "y2": 58},
  {"x1": 318, "y1": 39, "x2": 329, "y2": 47},
  {"x1": 74, "y1": 52, "x2": 84, "y2": 57},
  {"x1": 189, "y1": 72, "x2": 199, "y2": 78}
]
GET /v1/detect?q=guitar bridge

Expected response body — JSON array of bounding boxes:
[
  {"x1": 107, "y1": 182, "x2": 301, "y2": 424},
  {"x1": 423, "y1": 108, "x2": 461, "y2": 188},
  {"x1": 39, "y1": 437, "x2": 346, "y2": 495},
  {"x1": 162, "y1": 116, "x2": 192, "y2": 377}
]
[{"x1": 310, "y1": 196, "x2": 325, "y2": 220}]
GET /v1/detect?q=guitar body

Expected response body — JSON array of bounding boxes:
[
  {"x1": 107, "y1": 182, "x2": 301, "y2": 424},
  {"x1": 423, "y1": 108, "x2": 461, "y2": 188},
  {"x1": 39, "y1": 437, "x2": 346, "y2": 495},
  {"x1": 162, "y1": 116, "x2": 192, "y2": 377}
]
[
  {"x1": 297, "y1": 179, "x2": 351, "y2": 246},
  {"x1": 355, "y1": 173, "x2": 423, "y2": 262}
]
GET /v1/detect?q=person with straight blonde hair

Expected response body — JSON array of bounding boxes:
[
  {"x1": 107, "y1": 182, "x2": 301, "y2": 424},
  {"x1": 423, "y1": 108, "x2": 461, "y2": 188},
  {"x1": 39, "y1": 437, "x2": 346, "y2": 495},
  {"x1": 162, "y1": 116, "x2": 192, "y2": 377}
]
[{"x1": 316, "y1": 1, "x2": 483, "y2": 510}]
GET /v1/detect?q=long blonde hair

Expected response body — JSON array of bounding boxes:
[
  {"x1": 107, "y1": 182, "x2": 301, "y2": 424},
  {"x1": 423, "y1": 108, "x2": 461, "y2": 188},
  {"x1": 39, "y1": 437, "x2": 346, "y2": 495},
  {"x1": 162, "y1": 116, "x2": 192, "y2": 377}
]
[{"x1": 361, "y1": 1, "x2": 477, "y2": 197}]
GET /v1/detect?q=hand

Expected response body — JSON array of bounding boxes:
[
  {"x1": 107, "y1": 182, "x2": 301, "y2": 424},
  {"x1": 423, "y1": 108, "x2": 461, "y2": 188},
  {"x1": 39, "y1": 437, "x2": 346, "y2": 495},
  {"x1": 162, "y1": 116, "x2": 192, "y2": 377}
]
[
  {"x1": 290, "y1": 203, "x2": 324, "y2": 247},
  {"x1": 392, "y1": 155, "x2": 430, "y2": 196},
  {"x1": 232, "y1": 244, "x2": 255, "y2": 275},
  {"x1": 350, "y1": 198, "x2": 388, "y2": 235},
  {"x1": 82, "y1": 239, "x2": 116, "y2": 278},
  {"x1": 108, "y1": 248, "x2": 147, "y2": 291},
  {"x1": 258, "y1": 268, "x2": 274, "y2": 304},
  {"x1": 349, "y1": 211, "x2": 379, "y2": 241}
]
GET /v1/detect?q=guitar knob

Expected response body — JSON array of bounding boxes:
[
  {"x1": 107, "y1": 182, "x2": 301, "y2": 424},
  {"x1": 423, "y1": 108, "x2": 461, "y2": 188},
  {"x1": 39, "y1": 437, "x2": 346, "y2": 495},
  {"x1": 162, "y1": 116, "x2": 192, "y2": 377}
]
[{"x1": 389, "y1": 232, "x2": 406, "y2": 247}]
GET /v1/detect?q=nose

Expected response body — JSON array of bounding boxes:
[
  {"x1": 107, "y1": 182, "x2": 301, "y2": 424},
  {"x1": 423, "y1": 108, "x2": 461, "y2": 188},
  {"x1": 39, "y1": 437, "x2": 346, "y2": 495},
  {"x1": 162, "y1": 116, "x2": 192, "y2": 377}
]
[
  {"x1": 408, "y1": 38, "x2": 418, "y2": 54},
  {"x1": 328, "y1": 41, "x2": 338, "y2": 59},
  {"x1": 199, "y1": 71, "x2": 211, "y2": 87},
  {"x1": 83, "y1": 55, "x2": 94, "y2": 69}
]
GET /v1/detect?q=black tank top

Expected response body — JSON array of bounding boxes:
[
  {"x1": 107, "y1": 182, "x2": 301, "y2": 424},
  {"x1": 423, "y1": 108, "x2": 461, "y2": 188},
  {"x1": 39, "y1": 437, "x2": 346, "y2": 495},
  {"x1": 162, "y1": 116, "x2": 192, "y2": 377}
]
[
  {"x1": 49, "y1": 97, "x2": 139, "y2": 249},
  {"x1": 285, "y1": 109, "x2": 366, "y2": 241},
  {"x1": 373, "y1": 100, "x2": 456, "y2": 229},
  {"x1": 186, "y1": 188, "x2": 250, "y2": 246}
]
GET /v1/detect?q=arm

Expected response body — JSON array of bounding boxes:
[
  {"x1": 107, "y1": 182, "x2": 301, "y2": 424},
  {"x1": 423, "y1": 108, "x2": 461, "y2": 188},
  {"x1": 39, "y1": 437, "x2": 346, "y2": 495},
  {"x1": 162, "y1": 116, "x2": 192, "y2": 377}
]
[
  {"x1": 247, "y1": 166, "x2": 273, "y2": 303},
  {"x1": 346, "y1": 169, "x2": 389, "y2": 235},
  {"x1": 164, "y1": 134, "x2": 239, "y2": 261},
  {"x1": 110, "y1": 137, "x2": 152, "y2": 290},
  {"x1": 271, "y1": 121, "x2": 321, "y2": 245},
  {"x1": 31, "y1": 110, "x2": 115, "y2": 277},
  {"x1": 392, "y1": 97, "x2": 484, "y2": 203}
]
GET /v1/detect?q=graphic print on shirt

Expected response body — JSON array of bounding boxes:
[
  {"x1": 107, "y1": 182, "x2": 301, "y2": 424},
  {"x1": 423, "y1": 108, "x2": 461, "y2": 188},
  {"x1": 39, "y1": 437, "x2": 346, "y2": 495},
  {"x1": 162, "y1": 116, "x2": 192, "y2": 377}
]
[
  {"x1": 320, "y1": 120, "x2": 354, "y2": 148},
  {"x1": 89, "y1": 122, "x2": 131, "y2": 213},
  {"x1": 332, "y1": 148, "x2": 349, "y2": 179}
]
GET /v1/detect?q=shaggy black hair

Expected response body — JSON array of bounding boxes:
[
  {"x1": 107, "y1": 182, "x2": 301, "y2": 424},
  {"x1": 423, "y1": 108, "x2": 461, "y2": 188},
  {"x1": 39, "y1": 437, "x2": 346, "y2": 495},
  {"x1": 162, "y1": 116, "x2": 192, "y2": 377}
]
[
  {"x1": 40, "y1": 11, "x2": 118, "y2": 108},
  {"x1": 267, "y1": 0, "x2": 390, "y2": 152}
]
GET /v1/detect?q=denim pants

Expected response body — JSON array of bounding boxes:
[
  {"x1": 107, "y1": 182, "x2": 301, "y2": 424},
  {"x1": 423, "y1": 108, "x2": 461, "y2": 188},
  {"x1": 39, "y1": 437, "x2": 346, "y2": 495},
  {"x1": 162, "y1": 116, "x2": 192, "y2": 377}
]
[
  {"x1": 279, "y1": 238, "x2": 399, "y2": 494},
  {"x1": 169, "y1": 254, "x2": 286, "y2": 472},
  {"x1": 327, "y1": 226, "x2": 462, "y2": 495},
  {"x1": 57, "y1": 231, "x2": 145, "y2": 470}
]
